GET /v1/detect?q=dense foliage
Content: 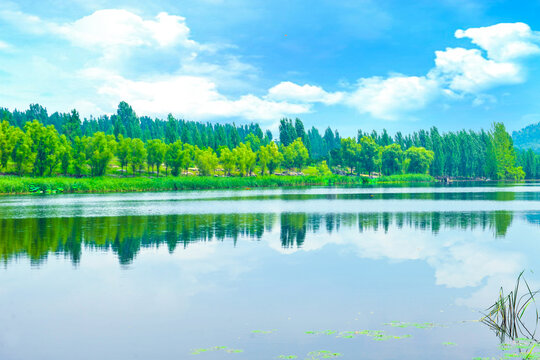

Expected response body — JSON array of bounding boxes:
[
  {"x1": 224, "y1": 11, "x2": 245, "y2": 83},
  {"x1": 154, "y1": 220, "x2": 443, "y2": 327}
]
[{"x1": 0, "y1": 102, "x2": 532, "y2": 180}]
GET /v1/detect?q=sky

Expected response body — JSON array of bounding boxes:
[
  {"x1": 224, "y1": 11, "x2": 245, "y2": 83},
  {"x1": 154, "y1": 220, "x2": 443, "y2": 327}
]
[{"x1": 1, "y1": 0, "x2": 540, "y2": 136}]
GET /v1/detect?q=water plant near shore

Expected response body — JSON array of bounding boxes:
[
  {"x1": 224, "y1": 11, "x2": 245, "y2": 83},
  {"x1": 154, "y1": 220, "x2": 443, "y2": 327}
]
[{"x1": 481, "y1": 271, "x2": 540, "y2": 342}]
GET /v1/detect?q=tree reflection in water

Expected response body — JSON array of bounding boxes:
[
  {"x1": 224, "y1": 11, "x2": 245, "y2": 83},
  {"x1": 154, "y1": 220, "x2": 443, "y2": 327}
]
[{"x1": 0, "y1": 210, "x2": 529, "y2": 266}]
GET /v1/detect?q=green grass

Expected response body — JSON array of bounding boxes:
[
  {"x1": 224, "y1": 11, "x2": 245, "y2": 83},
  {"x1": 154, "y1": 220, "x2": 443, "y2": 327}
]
[
  {"x1": 0, "y1": 175, "x2": 372, "y2": 195},
  {"x1": 0, "y1": 173, "x2": 436, "y2": 195},
  {"x1": 375, "y1": 174, "x2": 435, "y2": 183}
]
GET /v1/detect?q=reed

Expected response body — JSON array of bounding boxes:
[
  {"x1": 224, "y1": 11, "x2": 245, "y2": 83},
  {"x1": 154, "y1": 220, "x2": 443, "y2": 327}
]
[{"x1": 481, "y1": 271, "x2": 540, "y2": 342}]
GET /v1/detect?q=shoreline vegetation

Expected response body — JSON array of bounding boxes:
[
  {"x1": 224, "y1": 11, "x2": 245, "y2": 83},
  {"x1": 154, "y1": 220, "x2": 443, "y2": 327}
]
[
  {"x1": 0, "y1": 174, "x2": 435, "y2": 195},
  {"x1": 0, "y1": 101, "x2": 535, "y2": 196}
]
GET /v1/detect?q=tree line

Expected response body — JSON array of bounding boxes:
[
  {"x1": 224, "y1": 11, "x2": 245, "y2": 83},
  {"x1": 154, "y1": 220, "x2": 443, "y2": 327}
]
[{"x1": 0, "y1": 102, "x2": 535, "y2": 179}]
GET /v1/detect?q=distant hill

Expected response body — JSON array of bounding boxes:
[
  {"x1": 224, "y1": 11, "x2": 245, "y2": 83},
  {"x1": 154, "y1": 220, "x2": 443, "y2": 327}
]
[{"x1": 512, "y1": 122, "x2": 540, "y2": 151}]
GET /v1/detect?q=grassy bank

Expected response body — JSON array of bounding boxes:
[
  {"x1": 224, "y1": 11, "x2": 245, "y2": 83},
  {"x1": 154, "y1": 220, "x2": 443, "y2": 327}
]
[
  {"x1": 375, "y1": 174, "x2": 435, "y2": 183},
  {"x1": 0, "y1": 174, "x2": 435, "y2": 195}
]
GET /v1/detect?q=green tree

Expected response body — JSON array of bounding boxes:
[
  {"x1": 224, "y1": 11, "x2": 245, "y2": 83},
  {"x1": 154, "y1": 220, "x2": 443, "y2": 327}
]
[
  {"x1": 0, "y1": 121, "x2": 16, "y2": 170},
  {"x1": 279, "y1": 118, "x2": 297, "y2": 146},
  {"x1": 11, "y1": 128, "x2": 34, "y2": 175},
  {"x1": 25, "y1": 120, "x2": 61, "y2": 176},
  {"x1": 404, "y1": 146, "x2": 434, "y2": 174},
  {"x1": 282, "y1": 138, "x2": 309, "y2": 172},
  {"x1": 339, "y1": 138, "x2": 362, "y2": 174},
  {"x1": 63, "y1": 109, "x2": 82, "y2": 141},
  {"x1": 519, "y1": 149, "x2": 537, "y2": 179},
  {"x1": 71, "y1": 136, "x2": 87, "y2": 176},
  {"x1": 146, "y1": 139, "x2": 166, "y2": 175},
  {"x1": 116, "y1": 135, "x2": 132, "y2": 174},
  {"x1": 258, "y1": 142, "x2": 283, "y2": 175},
  {"x1": 130, "y1": 138, "x2": 147, "y2": 175},
  {"x1": 219, "y1": 147, "x2": 236, "y2": 175},
  {"x1": 58, "y1": 135, "x2": 72, "y2": 175},
  {"x1": 86, "y1": 132, "x2": 117, "y2": 176},
  {"x1": 358, "y1": 136, "x2": 380, "y2": 175},
  {"x1": 115, "y1": 102, "x2": 141, "y2": 139},
  {"x1": 429, "y1": 127, "x2": 444, "y2": 176},
  {"x1": 196, "y1": 148, "x2": 219, "y2": 176},
  {"x1": 180, "y1": 143, "x2": 196, "y2": 174},
  {"x1": 381, "y1": 143, "x2": 403, "y2": 175},
  {"x1": 245, "y1": 133, "x2": 262, "y2": 152},
  {"x1": 491, "y1": 122, "x2": 525, "y2": 180},
  {"x1": 233, "y1": 142, "x2": 256, "y2": 176},
  {"x1": 165, "y1": 140, "x2": 183, "y2": 176},
  {"x1": 164, "y1": 114, "x2": 178, "y2": 144}
]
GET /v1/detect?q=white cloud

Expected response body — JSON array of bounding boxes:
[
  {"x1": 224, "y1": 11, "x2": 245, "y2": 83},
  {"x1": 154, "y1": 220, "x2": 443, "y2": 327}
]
[
  {"x1": 345, "y1": 75, "x2": 440, "y2": 120},
  {"x1": 433, "y1": 47, "x2": 523, "y2": 93},
  {"x1": 83, "y1": 68, "x2": 310, "y2": 121},
  {"x1": 2, "y1": 6, "x2": 540, "y2": 122},
  {"x1": 0, "y1": 8, "x2": 310, "y2": 122},
  {"x1": 57, "y1": 10, "x2": 199, "y2": 50},
  {"x1": 277, "y1": 22, "x2": 540, "y2": 120},
  {"x1": 0, "y1": 8, "x2": 200, "y2": 50},
  {"x1": 267, "y1": 81, "x2": 344, "y2": 105},
  {"x1": 455, "y1": 22, "x2": 540, "y2": 61}
]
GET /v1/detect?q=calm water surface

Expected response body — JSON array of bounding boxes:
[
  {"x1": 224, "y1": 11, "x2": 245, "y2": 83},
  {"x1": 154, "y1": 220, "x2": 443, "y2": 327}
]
[{"x1": 1, "y1": 183, "x2": 540, "y2": 359}]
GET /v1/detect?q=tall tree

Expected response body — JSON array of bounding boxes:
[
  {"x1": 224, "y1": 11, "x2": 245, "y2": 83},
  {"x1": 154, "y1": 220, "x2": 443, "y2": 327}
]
[
  {"x1": 282, "y1": 138, "x2": 309, "y2": 172},
  {"x1": 63, "y1": 109, "x2": 82, "y2": 141},
  {"x1": 339, "y1": 138, "x2": 361, "y2": 174},
  {"x1": 258, "y1": 142, "x2": 282, "y2": 175},
  {"x1": 279, "y1": 118, "x2": 297, "y2": 147},
  {"x1": 381, "y1": 143, "x2": 403, "y2": 175},
  {"x1": 491, "y1": 122, "x2": 525, "y2": 180},
  {"x1": 86, "y1": 132, "x2": 117, "y2": 176},
  {"x1": 130, "y1": 138, "x2": 147, "y2": 175},
  {"x1": 358, "y1": 136, "x2": 380, "y2": 175}
]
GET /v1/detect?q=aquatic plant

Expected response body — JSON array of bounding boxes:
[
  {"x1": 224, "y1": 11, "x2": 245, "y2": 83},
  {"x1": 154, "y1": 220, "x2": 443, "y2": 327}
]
[
  {"x1": 305, "y1": 350, "x2": 343, "y2": 359},
  {"x1": 190, "y1": 346, "x2": 243, "y2": 355},
  {"x1": 489, "y1": 338, "x2": 540, "y2": 359},
  {"x1": 305, "y1": 329, "x2": 411, "y2": 341},
  {"x1": 384, "y1": 321, "x2": 442, "y2": 329},
  {"x1": 252, "y1": 329, "x2": 277, "y2": 334},
  {"x1": 481, "y1": 271, "x2": 540, "y2": 342}
]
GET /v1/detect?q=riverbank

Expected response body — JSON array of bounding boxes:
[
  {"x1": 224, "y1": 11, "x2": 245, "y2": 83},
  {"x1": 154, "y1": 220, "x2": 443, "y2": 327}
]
[{"x1": 0, "y1": 174, "x2": 435, "y2": 195}]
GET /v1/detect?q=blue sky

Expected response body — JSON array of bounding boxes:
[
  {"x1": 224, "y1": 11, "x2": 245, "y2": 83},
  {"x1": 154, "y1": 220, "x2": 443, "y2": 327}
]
[{"x1": 1, "y1": 0, "x2": 540, "y2": 136}]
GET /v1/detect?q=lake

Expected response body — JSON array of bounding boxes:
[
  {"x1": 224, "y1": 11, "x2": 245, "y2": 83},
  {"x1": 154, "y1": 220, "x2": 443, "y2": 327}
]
[{"x1": 1, "y1": 183, "x2": 540, "y2": 360}]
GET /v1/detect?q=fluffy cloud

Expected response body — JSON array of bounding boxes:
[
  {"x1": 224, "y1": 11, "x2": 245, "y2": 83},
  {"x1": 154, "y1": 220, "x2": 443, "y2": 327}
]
[
  {"x1": 2, "y1": 6, "x2": 540, "y2": 122},
  {"x1": 274, "y1": 22, "x2": 540, "y2": 120},
  {"x1": 84, "y1": 69, "x2": 310, "y2": 121},
  {"x1": 267, "y1": 81, "x2": 344, "y2": 105},
  {"x1": 0, "y1": 8, "x2": 199, "y2": 50},
  {"x1": 345, "y1": 75, "x2": 440, "y2": 120},
  {"x1": 455, "y1": 22, "x2": 540, "y2": 61},
  {"x1": 433, "y1": 47, "x2": 523, "y2": 93},
  {"x1": 57, "y1": 10, "x2": 199, "y2": 50},
  {"x1": 0, "y1": 7, "x2": 311, "y2": 121}
]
